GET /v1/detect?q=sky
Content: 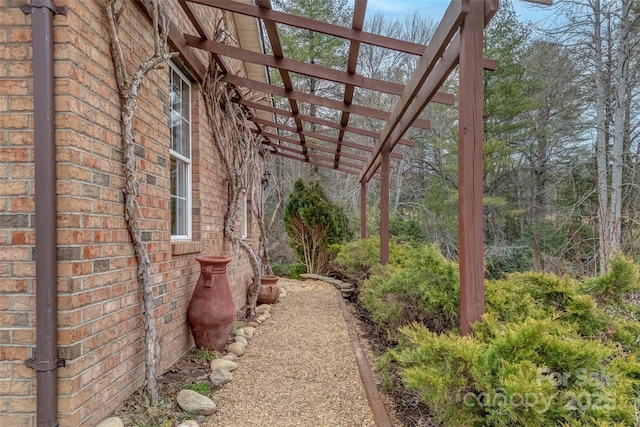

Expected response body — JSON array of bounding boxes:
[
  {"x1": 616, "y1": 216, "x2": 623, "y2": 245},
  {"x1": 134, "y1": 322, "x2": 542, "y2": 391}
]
[{"x1": 364, "y1": 0, "x2": 554, "y2": 24}]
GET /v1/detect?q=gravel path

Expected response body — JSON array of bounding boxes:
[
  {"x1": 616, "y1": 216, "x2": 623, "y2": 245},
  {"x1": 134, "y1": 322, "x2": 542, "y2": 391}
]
[{"x1": 203, "y1": 279, "x2": 377, "y2": 427}]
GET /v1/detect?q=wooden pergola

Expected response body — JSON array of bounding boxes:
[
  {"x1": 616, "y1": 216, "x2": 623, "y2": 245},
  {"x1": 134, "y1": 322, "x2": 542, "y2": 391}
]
[{"x1": 141, "y1": 0, "x2": 550, "y2": 334}]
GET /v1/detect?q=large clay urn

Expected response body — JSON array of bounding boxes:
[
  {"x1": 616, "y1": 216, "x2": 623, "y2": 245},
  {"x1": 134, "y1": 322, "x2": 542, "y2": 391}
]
[{"x1": 187, "y1": 256, "x2": 236, "y2": 352}]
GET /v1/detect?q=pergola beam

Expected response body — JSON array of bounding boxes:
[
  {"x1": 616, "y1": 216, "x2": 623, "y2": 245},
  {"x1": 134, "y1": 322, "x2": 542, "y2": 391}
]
[
  {"x1": 222, "y1": 73, "x2": 431, "y2": 128},
  {"x1": 266, "y1": 148, "x2": 363, "y2": 175},
  {"x1": 251, "y1": 117, "x2": 405, "y2": 159},
  {"x1": 360, "y1": 181, "x2": 367, "y2": 238},
  {"x1": 358, "y1": 0, "x2": 469, "y2": 183},
  {"x1": 256, "y1": 0, "x2": 310, "y2": 161},
  {"x1": 264, "y1": 139, "x2": 363, "y2": 169},
  {"x1": 236, "y1": 98, "x2": 417, "y2": 148},
  {"x1": 258, "y1": 130, "x2": 369, "y2": 162},
  {"x1": 336, "y1": 0, "x2": 366, "y2": 168},
  {"x1": 184, "y1": 34, "x2": 456, "y2": 105},
  {"x1": 187, "y1": 0, "x2": 432, "y2": 55},
  {"x1": 362, "y1": 35, "x2": 461, "y2": 182}
]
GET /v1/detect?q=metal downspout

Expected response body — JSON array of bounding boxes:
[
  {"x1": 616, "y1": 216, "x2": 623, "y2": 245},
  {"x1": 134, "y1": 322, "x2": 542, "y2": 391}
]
[{"x1": 21, "y1": 1, "x2": 67, "y2": 426}]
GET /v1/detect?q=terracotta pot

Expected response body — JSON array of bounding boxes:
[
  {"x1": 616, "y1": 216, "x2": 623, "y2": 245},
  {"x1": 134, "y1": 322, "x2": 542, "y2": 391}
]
[
  {"x1": 255, "y1": 274, "x2": 281, "y2": 304},
  {"x1": 187, "y1": 255, "x2": 236, "y2": 352}
]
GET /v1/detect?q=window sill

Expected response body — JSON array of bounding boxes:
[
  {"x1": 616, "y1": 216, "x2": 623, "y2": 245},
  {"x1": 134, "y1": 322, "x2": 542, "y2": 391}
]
[{"x1": 171, "y1": 241, "x2": 203, "y2": 256}]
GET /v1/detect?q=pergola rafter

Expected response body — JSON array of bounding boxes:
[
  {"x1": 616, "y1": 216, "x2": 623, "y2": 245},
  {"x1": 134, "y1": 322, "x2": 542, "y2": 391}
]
[
  {"x1": 138, "y1": 0, "x2": 551, "y2": 334},
  {"x1": 233, "y1": 98, "x2": 417, "y2": 148}
]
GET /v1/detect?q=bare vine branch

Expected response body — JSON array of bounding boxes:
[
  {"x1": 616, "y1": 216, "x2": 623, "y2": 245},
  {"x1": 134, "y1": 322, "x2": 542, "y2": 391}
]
[
  {"x1": 105, "y1": 0, "x2": 176, "y2": 403},
  {"x1": 201, "y1": 21, "x2": 267, "y2": 317}
]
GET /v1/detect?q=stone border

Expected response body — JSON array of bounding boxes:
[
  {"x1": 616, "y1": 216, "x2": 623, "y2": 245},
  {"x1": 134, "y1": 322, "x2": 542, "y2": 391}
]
[{"x1": 299, "y1": 273, "x2": 357, "y2": 298}]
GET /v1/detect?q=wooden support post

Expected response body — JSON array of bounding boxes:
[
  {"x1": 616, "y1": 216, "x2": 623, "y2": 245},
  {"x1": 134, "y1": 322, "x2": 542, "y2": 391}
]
[
  {"x1": 380, "y1": 145, "x2": 390, "y2": 265},
  {"x1": 458, "y1": 0, "x2": 486, "y2": 335},
  {"x1": 360, "y1": 181, "x2": 367, "y2": 239}
]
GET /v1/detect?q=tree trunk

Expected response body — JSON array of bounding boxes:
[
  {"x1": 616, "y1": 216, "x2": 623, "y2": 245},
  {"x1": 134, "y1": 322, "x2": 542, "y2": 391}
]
[
  {"x1": 610, "y1": 0, "x2": 633, "y2": 259},
  {"x1": 593, "y1": 0, "x2": 611, "y2": 273}
]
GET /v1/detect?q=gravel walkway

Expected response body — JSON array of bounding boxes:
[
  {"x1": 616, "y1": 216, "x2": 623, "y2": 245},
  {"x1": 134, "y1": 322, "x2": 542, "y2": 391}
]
[{"x1": 203, "y1": 279, "x2": 377, "y2": 427}]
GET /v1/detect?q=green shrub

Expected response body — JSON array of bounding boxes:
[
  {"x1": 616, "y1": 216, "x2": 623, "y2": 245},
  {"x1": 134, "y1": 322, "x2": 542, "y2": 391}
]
[
  {"x1": 283, "y1": 179, "x2": 353, "y2": 274},
  {"x1": 270, "y1": 262, "x2": 290, "y2": 277},
  {"x1": 359, "y1": 244, "x2": 459, "y2": 336},
  {"x1": 485, "y1": 273, "x2": 609, "y2": 338},
  {"x1": 363, "y1": 245, "x2": 640, "y2": 426},
  {"x1": 582, "y1": 254, "x2": 640, "y2": 304},
  {"x1": 485, "y1": 246, "x2": 533, "y2": 280},
  {"x1": 389, "y1": 319, "x2": 638, "y2": 426},
  {"x1": 270, "y1": 262, "x2": 305, "y2": 279},
  {"x1": 332, "y1": 237, "x2": 380, "y2": 281},
  {"x1": 331, "y1": 237, "x2": 411, "y2": 283},
  {"x1": 288, "y1": 262, "x2": 306, "y2": 279}
]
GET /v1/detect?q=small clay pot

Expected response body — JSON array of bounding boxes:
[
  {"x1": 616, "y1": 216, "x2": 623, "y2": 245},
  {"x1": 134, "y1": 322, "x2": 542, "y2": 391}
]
[{"x1": 251, "y1": 275, "x2": 281, "y2": 304}]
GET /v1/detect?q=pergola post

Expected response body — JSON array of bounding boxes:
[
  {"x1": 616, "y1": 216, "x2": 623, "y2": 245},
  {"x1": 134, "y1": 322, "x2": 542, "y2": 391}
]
[
  {"x1": 360, "y1": 180, "x2": 367, "y2": 239},
  {"x1": 380, "y1": 145, "x2": 390, "y2": 265},
  {"x1": 458, "y1": 0, "x2": 486, "y2": 335}
]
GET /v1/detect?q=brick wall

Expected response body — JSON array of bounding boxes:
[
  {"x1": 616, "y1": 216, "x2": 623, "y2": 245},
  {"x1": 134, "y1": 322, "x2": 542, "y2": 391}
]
[{"x1": 0, "y1": 0, "x2": 265, "y2": 425}]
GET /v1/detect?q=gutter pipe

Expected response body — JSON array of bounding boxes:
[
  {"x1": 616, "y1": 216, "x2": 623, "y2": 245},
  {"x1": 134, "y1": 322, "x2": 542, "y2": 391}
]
[{"x1": 21, "y1": 1, "x2": 67, "y2": 426}]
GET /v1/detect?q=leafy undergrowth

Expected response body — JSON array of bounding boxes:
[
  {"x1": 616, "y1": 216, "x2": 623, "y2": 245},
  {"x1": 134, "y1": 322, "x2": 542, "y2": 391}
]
[
  {"x1": 113, "y1": 349, "x2": 211, "y2": 427},
  {"x1": 338, "y1": 237, "x2": 640, "y2": 427}
]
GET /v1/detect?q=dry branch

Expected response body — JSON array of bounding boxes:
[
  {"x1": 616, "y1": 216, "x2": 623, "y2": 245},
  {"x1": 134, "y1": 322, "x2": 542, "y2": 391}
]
[{"x1": 106, "y1": 0, "x2": 176, "y2": 403}]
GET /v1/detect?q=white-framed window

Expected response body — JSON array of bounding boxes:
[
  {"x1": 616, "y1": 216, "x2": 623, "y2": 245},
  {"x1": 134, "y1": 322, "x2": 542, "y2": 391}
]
[{"x1": 169, "y1": 62, "x2": 192, "y2": 240}]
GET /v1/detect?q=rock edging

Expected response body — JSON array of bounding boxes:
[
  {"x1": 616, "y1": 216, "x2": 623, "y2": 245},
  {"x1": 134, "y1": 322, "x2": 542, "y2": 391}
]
[
  {"x1": 100, "y1": 298, "x2": 280, "y2": 426},
  {"x1": 299, "y1": 273, "x2": 357, "y2": 298}
]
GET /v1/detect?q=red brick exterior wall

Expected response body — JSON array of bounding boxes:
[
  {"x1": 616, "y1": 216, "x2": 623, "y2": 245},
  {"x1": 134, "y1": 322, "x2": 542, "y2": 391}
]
[{"x1": 0, "y1": 0, "x2": 264, "y2": 425}]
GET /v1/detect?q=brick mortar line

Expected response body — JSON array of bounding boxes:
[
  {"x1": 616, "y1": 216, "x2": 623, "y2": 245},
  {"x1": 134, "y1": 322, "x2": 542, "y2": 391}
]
[{"x1": 337, "y1": 292, "x2": 393, "y2": 427}]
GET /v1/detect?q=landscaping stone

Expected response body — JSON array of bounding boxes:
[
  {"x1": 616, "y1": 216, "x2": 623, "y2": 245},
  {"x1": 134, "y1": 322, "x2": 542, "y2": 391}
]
[
  {"x1": 227, "y1": 341, "x2": 246, "y2": 357},
  {"x1": 234, "y1": 336, "x2": 248, "y2": 346},
  {"x1": 300, "y1": 273, "x2": 319, "y2": 280},
  {"x1": 236, "y1": 326, "x2": 255, "y2": 339},
  {"x1": 210, "y1": 368, "x2": 233, "y2": 386},
  {"x1": 246, "y1": 321, "x2": 259, "y2": 327},
  {"x1": 176, "y1": 389, "x2": 216, "y2": 415},
  {"x1": 221, "y1": 353, "x2": 239, "y2": 362},
  {"x1": 176, "y1": 421, "x2": 199, "y2": 427},
  {"x1": 96, "y1": 417, "x2": 124, "y2": 427},
  {"x1": 258, "y1": 311, "x2": 271, "y2": 322},
  {"x1": 210, "y1": 358, "x2": 237, "y2": 372},
  {"x1": 255, "y1": 304, "x2": 271, "y2": 314},
  {"x1": 325, "y1": 278, "x2": 342, "y2": 286}
]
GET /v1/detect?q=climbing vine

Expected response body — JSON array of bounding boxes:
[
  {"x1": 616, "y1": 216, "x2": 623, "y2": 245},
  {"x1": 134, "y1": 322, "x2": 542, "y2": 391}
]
[
  {"x1": 201, "y1": 20, "x2": 270, "y2": 318},
  {"x1": 105, "y1": 0, "x2": 175, "y2": 403}
]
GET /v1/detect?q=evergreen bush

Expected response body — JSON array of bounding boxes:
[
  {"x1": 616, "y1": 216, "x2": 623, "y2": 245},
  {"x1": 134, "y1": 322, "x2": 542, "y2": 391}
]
[
  {"x1": 359, "y1": 244, "x2": 459, "y2": 336},
  {"x1": 283, "y1": 179, "x2": 353, "y2": 274},
  {"x1": 331, "y1": 237, "x2": 411, "y2": 283},
  {"x1": 360, "y1": 243, "x2": 640, "y2": 426},
  {"x1": 581, "y1": 253, "x2": 640, "y2": 304}
]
